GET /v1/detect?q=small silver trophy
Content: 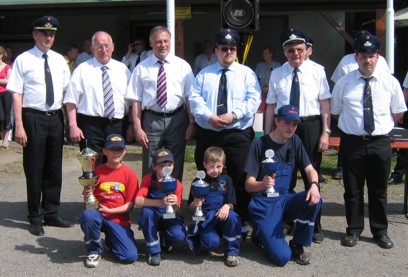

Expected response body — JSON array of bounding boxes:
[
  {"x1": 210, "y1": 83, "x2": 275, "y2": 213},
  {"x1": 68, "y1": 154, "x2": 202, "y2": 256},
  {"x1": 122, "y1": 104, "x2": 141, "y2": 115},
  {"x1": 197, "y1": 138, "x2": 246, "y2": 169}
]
[
  {"x1": 191, "y1": 170, "x2": 210, "y2": 221},
  {"x1": 78, "y1": 145, "x2": 99, "y2": 209},
  {"x1": 262, "y1": 149, "x2": 280, "y2": 197},
  {"x1": 159, "y1": 166, "x2": 177, "y2": 219}
]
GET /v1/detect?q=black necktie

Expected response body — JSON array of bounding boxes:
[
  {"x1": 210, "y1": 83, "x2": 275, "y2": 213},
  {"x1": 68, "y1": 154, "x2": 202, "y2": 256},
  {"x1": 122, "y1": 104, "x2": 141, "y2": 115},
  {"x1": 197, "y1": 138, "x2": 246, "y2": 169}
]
[
  {"x1": 289, "y1": 68, "x2": 300, "y2": 109},
  {"x1": 43, "y1": 53, "x2": 54, "y2": 106},
  {"x1": 363, "y1": 77, "x2": 375, "y2": 134},
  {"x1": 217, "y1": 69, "x2": 228, "y2": 115},
  {"x1": 135, "y1": 53, "x2": 141, "y2": 68}
]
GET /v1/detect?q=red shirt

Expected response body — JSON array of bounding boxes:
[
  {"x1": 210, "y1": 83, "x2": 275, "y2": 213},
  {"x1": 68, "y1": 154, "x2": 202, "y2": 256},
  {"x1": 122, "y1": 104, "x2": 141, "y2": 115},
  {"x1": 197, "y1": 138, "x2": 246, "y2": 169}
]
[
  {"x1": 93, "y1": 163, "x2": 139, "y2": 227},
  {"x1": 137, "y1": 172, "x2": 183, "y2": 205}
]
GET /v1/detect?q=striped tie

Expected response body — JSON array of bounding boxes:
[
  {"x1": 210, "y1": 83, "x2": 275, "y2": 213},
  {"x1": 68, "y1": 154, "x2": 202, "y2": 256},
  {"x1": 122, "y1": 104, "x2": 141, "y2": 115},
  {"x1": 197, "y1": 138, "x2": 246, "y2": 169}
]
[
  {"x1": 157, "y1": 60, "x2": 167, "y2": 107},
  {"x1": 101, "y1": 66, "x2": 115, "y2": 119},
  {"x1": 362, "y1": 77, "x2": 375, "y2": 134}
]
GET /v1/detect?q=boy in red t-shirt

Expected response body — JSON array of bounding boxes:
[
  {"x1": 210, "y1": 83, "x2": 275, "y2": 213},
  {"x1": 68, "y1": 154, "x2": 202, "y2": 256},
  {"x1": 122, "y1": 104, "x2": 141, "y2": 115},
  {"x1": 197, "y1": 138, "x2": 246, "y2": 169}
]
[
  {"x1": 135, "y1": 148, "x2": 186, "y2": 266},
  {"x1": 80, "y1": 134, "x2": 139, "y2": 268}
]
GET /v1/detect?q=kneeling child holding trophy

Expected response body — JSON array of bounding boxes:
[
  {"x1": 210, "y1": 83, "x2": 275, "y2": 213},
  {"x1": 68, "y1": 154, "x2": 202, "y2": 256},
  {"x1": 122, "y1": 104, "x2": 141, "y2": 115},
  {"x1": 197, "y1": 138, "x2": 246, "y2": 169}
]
[
  {"x1": 135, "y1": 148, "x2": 186, "y2": 266},
  {"x1": 79, "y1": 134, "x2": 139, "y2": 268},
  {"x1": 186, "y1": 147, "x2": 241, "y2": 267}
]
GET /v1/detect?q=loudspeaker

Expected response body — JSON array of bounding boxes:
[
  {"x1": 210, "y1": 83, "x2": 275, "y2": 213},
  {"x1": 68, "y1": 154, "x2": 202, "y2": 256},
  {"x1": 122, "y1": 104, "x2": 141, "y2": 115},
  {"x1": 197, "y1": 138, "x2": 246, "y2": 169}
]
[{"x1": 221, "y1": 0, "x2": 259, "y2": 32}]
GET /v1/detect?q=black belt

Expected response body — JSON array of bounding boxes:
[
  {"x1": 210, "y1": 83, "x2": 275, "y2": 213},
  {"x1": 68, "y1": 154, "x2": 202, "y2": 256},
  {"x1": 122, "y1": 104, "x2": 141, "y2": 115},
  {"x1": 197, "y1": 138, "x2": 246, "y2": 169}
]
[
  {"x1": 23, "y1": 108, "x2": 61, "y2": 116},
  {"x1": 77, "y1": 113, "x2": 122, "y2": 124},
  {"x1": 300, "y1": 115, "x2": 320, "y2": 122},
  {"x1": 341, "y1": 132, "x2": 390, "y2": 141},
  {"x1": 144, "y1": 105, "x2": 184, "y2": 117}
]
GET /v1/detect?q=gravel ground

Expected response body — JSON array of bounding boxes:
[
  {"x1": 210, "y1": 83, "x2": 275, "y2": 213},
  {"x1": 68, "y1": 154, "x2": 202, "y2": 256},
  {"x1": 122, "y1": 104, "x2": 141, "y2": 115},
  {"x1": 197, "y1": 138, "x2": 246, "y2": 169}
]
[{"x1": 0, "y1": 142, "x2": 407, "y2": 277}]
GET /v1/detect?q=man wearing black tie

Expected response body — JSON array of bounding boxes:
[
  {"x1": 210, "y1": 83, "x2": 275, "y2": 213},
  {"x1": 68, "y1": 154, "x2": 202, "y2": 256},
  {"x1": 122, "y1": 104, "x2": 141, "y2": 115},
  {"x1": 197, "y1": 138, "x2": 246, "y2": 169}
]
[
  {"x1": 331, "y1": 34, "x2": 406, "y2": 249},
  {"x1": 7, "y1": 16, "x2": 72, "y2": 236},
  {"x1": 121, "y1": 38, "x2": 150, "y2": 72}
]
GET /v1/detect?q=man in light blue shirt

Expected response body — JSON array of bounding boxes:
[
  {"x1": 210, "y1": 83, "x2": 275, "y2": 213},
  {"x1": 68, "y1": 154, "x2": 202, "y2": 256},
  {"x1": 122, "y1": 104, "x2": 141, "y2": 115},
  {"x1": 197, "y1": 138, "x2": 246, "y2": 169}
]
[{"x1": 189, "y1": 28, "x2": 261, "y2": 227}]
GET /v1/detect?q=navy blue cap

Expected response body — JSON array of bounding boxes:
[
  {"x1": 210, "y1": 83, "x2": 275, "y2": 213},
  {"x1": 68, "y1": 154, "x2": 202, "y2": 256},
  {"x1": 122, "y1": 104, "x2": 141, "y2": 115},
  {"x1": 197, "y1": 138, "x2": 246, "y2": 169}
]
[
  {"x1": 214, "y1": 29, "x2": 240, "y2": 46},
  {"x1": 32, "y1": 16, "x2": 59, "y2": 33},
  {"x1": 304, "y1": 34, "x2": 314, "y2": 48},
  {"x1": 153, "y1": 148, "x2": 174, "y2": 164},
  {"x1": 280, "y1": 28, "x2": 306, "y2": 47},
  {"x1": 277, "y1": 105, "x2": 300, "y2": 122},
  {"x1": 353, "y1": 34, "x2": 380, "y2": 53},
  {"x1": 104, "y1": 134, "x2": 126, "y2": 149}
]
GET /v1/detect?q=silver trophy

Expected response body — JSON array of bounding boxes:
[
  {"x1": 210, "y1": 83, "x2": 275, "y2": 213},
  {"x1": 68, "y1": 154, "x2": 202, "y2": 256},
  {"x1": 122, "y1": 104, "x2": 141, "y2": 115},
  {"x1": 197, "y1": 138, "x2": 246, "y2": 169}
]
[
  {"x1": 191, "y1": 170, "x2": 210, "y2": 221},
  {"x1": 159, "y1": 166, "x2": 177, "y2": 219},
  {"x1": 78, "y1": 146, "x2": 99, "y2": 209},
  {"x1": 262, "y1": 149, "x2": 280, "y2": 197}
]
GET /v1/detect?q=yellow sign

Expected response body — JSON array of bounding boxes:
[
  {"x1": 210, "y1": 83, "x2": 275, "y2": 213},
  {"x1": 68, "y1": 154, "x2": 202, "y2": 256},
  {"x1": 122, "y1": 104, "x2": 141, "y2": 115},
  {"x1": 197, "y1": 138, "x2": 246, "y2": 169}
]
[{"x1": 176, "y1": 5, "x2": 191, "y2": 20}]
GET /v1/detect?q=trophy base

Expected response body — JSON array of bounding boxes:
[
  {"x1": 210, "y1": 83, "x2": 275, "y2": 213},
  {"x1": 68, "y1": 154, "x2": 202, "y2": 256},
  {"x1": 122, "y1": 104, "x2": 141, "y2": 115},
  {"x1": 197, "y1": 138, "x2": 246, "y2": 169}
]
[
  {"x1": 163, "y1": 213, "x2": 176, "y2": 219},
  {"x1": 266, "y1": 192, "x2": 280, "y2": 198},
  {"x1": 192, "y1": 216, "x2": 205, "y2": 221},
  {"x1": 84, "y1": 202, "x2": 99, "y2": 210}
]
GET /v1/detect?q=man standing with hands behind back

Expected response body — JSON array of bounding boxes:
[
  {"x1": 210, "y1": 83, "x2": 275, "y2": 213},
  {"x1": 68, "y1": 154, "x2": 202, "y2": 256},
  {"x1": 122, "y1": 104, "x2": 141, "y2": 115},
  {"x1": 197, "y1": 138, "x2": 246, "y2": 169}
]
[
  {"x1": 189, "y1": 28, "x2": 261, "y2": 228},
  {"x1": 7, "y1": 16, "x2": 72, "y2": 236},
  {"x1": 331, "y1": 34, "x2": 406, "y2": 249},
  {"x1": 126, "y1": 26, "x2": 195, "y2": 182}
]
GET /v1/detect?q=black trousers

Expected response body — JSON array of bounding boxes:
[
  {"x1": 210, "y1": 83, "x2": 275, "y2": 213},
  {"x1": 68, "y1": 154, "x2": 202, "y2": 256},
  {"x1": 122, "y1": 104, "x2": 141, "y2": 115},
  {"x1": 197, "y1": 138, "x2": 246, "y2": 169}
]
[
  {"x1": 77, "y1": 114, "x2": 123, "y2": 166},
  {"x1": 340, "y1": 133, "x2": 392, "y2": 236},
  {"x1": 289, "y1": 116, "x2": 323, "y2": 234},
  {"x1": 22, "y1": 109, "x2": 64, "y2": 224},
  {"x1": 194, "y1": 126, "x2": 254, "y2": 221},
  {"x1": 0, "y1": 91, "x2": 12, "y2": 131}
]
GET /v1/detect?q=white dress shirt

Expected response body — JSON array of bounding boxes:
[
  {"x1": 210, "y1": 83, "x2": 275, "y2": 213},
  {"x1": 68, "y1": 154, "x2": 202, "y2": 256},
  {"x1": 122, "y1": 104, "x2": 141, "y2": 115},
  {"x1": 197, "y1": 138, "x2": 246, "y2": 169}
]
[
  {"x1": 121, "y1": 51, "x2": 150, "y2": 72},
  {"x1": 64, "y1": 57, "x2": 131, "y2": 119},
  {"x1": 7, "y1": 46, "x2": 71, "y2": 111},
  {"x1": 126, "y1": 54, "x2": 194, "y2": 113},
  {"x1": 331, "y1": 69, "x2": 406, "y2": 136},
  {"x1": 266, "y1": 59, "x2": 331, "y2": 116}
]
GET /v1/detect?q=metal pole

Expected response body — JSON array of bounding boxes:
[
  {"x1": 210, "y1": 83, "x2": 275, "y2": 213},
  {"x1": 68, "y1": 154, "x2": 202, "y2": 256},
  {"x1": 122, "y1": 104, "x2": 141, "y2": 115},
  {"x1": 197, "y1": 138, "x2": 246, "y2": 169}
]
[
  {"x1": 386, "y1": 0, "x2": 394, "y2": 73},
  {"x1": 166, "y1": 0, "x2": 175, "y2": 55}
]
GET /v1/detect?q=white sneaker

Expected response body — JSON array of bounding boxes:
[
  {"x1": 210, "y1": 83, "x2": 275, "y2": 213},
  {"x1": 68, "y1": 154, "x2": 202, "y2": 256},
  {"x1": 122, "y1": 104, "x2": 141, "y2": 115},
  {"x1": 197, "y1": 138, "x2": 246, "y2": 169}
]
[
  {"x1": 85, "y1": 253, "x2": 101, "y2": 268},
  {"x1": 225, "y1": 255, "x2": 239, "y2": 267}
]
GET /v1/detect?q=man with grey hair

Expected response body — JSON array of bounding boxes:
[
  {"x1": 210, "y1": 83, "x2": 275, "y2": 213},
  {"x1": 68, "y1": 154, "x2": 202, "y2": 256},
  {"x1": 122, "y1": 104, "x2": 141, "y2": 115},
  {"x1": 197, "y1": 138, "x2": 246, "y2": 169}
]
[{"x1": 126, "y1": 26, "x2": 195, "y2": 181}]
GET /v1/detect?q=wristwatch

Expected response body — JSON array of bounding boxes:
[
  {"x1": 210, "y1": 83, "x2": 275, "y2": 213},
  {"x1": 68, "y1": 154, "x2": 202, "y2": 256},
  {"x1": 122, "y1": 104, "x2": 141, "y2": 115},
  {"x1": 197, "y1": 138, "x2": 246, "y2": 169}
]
[
  {"x1": 231, "y1": 111, "x2": 238, "y2": 123},
  {"x1": 323, "y1": 128, "x2": 331, "y2": 134}
]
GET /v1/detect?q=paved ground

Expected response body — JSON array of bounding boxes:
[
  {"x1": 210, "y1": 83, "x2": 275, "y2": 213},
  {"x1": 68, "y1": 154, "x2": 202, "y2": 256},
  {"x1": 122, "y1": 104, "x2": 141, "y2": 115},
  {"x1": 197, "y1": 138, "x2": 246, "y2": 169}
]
[{"x1": 0, "y1": 142, "x2": 407, "y2": 276}]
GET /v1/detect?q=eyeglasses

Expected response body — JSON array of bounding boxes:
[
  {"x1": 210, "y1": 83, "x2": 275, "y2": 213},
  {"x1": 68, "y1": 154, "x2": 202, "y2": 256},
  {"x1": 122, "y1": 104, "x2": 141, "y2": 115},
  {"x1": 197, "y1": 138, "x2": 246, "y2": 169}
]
[
  {"x1": 220, "y1": 47, "x2": 237, "y2": 53},
  {"x1": 133, "y1": 43, "x2": 142, "y2": 46},
  {"x1": 93, "y1": 44, "x2": 114, "y2": 51},
  {"x1": 286, "y1": 48, "x2": 304, "y2": 54}
]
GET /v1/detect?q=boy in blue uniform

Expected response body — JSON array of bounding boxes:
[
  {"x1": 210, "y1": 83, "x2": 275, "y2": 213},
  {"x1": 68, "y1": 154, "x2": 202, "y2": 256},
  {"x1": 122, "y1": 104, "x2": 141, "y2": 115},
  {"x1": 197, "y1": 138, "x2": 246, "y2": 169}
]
[
  {"x1": 187, "y1": 147, "x2": 241, "y2": 267},
  {"x1": 244, "y1": 105, "x2": 322, "y2": 266},
  {"x1": 79, "y1": 134, "x2": 139, "y2": 268},
  {"x1": 135, "y1": 148, "x2": 186, "y2": 266}
]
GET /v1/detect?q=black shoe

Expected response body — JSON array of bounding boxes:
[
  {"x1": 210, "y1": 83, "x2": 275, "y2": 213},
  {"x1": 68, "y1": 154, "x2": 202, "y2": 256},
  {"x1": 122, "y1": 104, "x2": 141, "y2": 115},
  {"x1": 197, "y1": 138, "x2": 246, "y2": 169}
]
[
  {"x1": 283, "y1": 222, "x2": 293, "y2": 237},
  {"x1": 250, "y1": 233, "x2": 263, "y2": 248},
  {"x1": 289, "y1": 240, "x2": 311, "y2": 265},
  {"x1": 373, "y1": 235, "x2": 394, "y2": 249},
  {"x1": 318, "y1": 175, "x2": 326, "y2": 183},
  {"x1": 44, "y1": 217, "x2": 74, "y2": 228},
  {"x1": 387, "y1": 177, "x2": 401, "y2": 185},
  {"x1": 313, "y1": 232, "x2": 324, "y2": 243},
  {"x1": 332, "y1": 168, "x2": 343, "y2": 180},
  {"x1": 29, "y1": 223, "x2": 44, "y2": 236},
  {"x1": 341, "y1": 234, "x2": 359, "y2": 247}
]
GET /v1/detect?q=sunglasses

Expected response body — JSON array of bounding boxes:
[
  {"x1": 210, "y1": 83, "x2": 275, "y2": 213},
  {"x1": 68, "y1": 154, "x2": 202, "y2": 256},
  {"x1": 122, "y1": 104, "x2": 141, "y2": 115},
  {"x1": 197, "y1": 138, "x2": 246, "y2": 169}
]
[{"x1": 220, "y1": 47, "x2": 237, "y2": 53}]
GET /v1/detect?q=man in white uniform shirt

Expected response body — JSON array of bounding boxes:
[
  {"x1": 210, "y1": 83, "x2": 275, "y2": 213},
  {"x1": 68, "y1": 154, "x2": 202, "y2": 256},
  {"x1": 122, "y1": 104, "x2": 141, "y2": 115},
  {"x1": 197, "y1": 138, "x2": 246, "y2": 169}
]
[
  {"x1": 64, "y1": 31, "x2": 131, "y2": 166},
  {"x1": 7, "y1": 16, "x2": 72, "y2": 236},
  {"x1": 122, "y1": 38, "x2": 150, "y2": 72},
  {"x1": 331, "y1": 34, "x2": 406, "y2": 249}
]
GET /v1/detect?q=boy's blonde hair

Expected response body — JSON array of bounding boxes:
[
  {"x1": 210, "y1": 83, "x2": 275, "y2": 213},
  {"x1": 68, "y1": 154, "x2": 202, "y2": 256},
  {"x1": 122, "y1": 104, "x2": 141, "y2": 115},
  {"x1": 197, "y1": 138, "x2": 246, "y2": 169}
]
[{"x1": 203, "y1": 146, "x2": 226, "y2": 165}]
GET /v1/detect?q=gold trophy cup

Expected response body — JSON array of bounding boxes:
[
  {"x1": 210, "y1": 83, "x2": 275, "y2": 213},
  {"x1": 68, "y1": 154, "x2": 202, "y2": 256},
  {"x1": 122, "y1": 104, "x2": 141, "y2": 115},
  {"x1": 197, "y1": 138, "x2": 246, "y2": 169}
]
[{"x1": 78, "y1": 146, "x2": 99, "y2": 209}]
